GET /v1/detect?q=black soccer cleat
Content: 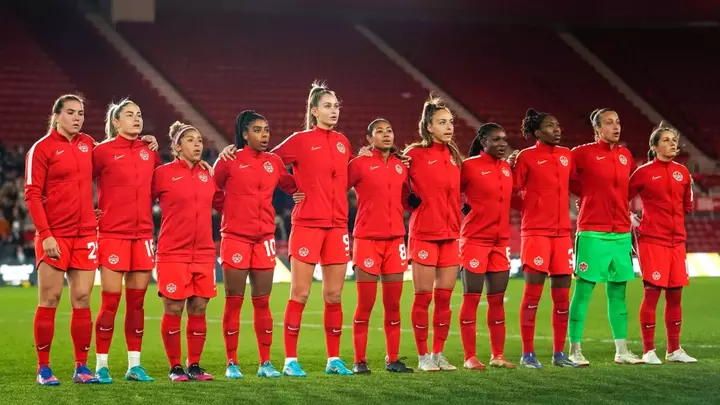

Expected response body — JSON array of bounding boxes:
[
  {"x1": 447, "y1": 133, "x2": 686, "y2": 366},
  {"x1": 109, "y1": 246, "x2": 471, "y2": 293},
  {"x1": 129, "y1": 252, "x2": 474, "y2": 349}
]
[
  {"x1": 353, "y1": 361, "x2": 371, "y2": 374},
  {"x1": 168, "y1": 365, "x2": 189, "y2": 382},
  {"x1": 386, "y1": 357, "x2": 414, "y2": 373},
  {"x1": 186, "y1": 362, "x2": 214, "y2": 381}
]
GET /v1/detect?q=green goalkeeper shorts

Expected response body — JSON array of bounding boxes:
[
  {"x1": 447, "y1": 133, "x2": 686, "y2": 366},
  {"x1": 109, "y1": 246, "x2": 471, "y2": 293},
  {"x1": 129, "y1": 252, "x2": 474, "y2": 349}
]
[{"x1": 574, "y1": 231, "x2": 635, "y2": 283}]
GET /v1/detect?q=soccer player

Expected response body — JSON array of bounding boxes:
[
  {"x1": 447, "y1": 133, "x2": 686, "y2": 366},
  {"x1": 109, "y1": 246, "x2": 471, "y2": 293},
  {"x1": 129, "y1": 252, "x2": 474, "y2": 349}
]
[
  {"x1": 348, "y1": 118, "x2": 413, "y2": 374},
  {"x1": 214, "y1": 110, "x2": 298, "y2": 379},
  {"x1": 92, "y1": 99, "x2": 161, "y2": 383},
  {"x1": 568, "y1": 108, "x2": 643, "y2": 366},
  {"x1": 26, "y1": 95, "x2": 99, "y2": 385},
  {"x1": 152, "y1": 122, "x2": 218, "y2": 381},
  {"x1": 629, "y1": 123, "x2": 697, "y2": 364},
  {"x1": 513, "y1": 109, "x2": 576, "y2": 368},
  {"x1": 403, "y1": 96, "x2": 462, "y2": 372},
  {"x1": 459, "y1": 123, "x2": 516, "y2": 370}
]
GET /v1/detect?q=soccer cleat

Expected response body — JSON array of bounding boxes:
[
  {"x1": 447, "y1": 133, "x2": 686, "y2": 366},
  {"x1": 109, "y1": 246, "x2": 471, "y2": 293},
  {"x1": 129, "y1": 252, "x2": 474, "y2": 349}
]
[
  {"x1": 552, "y1": 352, "x2": 578, "y2": 368},
  {"x1": 385, "y1": 356, "x2": 414, "y2": 373},
  {"x1": 187, "y1": 363, "x2": 213, "y2": 381},
  {"x1": 642, "y1": 350, "x2": 663, "y2": 365},
  {"x1": 666, "y1": 348, "x2": 697, "y2": 363},
  {"x1": 432, "y1": 353, "x2": 457, "y2": 371},
  {"x1": 225, "y1": 362, "x2": 244, "y2": 379},
  {"x1": 168, "y1": 365, "x2": 189, "y2": 382},
  {"x1": 569, "y1": 350, "x2": 590, "y2": 367},
  {"x1": 353, "y1": 361, "x2": 371, "y2": 374},
  {"x1": 463, "y1": 356, "x2": 486, "y2": 370},
  {"x1": 96, "y1": 367, "x2": 113, "y2": 384},
  {"x1": 417, "y1": 353, "x2": 440, "y2": 372},
  {"x1": 125, "y1": 365, "x2": 154, "y2": 382},
  {"x1": 73, "y1": 365, "x2": 99, "y2": 384},
  {"x1": 520, "y1": 353, "x2": 543, "y2": 369},
  {"x1": 257, "y1": 361, "x2": 282, "y2": 378},
  {"x1": 283, "y1": 360, "x2": 307, "y2": 377},
  {"x1": 489, "y1": 355, "x2": 516, "y2": 369},
  {"x1": 614, "y1": 351, "x2": 645, "y2": 365},
  {"x1": 36, "y1": 366, "x2": 60, "y2": 386},
  {"x1": 326, "y1": 359, "x2": 354, "y2": 375}
]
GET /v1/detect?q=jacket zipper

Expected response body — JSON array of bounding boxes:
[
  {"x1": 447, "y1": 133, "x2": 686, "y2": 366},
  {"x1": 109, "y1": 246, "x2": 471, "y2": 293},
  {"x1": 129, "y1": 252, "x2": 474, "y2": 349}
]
[{"x1": 70, "y1": 137, "x2": 82, "y2": 236}]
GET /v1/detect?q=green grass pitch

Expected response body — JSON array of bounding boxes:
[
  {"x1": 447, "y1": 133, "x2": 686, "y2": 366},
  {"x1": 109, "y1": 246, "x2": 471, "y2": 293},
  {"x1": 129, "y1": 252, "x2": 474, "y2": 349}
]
[{"x1": 2, "y1": 278, "x2": 719, "y2": 404}]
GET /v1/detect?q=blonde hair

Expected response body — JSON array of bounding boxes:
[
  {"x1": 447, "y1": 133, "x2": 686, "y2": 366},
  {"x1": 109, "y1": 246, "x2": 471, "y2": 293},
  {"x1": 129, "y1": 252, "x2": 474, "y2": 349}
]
[
  {"x1": 404, "y1": 95, "x2": 462, "y2": 167},
  {"x1": 305, "y1": 80, "x2": 337, "y2": 130},
  {"x1": 104, "y1": 98, "x2": 136, "y2": 140},
  {"x1": 48, "y1": 94, "x2": 84, "y2": 132}
]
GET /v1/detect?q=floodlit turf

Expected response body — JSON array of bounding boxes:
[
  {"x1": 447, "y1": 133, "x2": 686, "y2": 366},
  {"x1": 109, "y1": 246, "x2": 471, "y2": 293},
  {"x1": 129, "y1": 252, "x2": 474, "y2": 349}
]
[{"x1": 3, "y1": 278, "x2": 719, "y2": 404}]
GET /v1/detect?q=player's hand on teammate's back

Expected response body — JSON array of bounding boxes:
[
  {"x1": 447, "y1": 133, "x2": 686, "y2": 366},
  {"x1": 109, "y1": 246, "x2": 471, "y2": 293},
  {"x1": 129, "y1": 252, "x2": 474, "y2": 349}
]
[
  {"x1": 94, "y1": 209, "x2": 103, "y2": 220},
  {"x1": 631, "y1": 212, "x2": 641, "y2": 228},
  {"x1": 198, "y1": 160, "x2": 214, "y2": 176},
  {"x1": 400, "y1": 154, "x2": 411, "y2": 168},
  {"x1": 42, "y1": 236, "x2": 61, "y2": 259},
  {"x1": 358, "y1": 146, "x2": 373, "y2": 157},
  {"x1": 461, "y1": 203, "x2": 471, "y2": 215},
  {"x1": 505, "y1": 149, "x2": 519, "y2": 168},
  {"x1": 140, "y1": 135, "x2": 159, "y2": 151},
  {"x1": 292, "y1": 192, "x2": 306, "y2": 203},
  {"x1": 219, "y1": 144, "x2": 238, "y2": 161}
]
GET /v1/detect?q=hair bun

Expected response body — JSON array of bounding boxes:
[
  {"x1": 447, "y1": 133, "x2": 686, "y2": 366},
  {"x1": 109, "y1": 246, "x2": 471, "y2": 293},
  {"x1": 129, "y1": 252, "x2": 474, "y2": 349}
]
[{"x1": 526, "y1": 108, "x2": 539, "y2": 117}]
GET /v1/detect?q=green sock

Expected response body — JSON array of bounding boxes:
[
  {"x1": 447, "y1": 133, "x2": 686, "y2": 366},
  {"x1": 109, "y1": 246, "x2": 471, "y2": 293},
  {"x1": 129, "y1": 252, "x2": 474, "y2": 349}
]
[
  {"x1": 569, "y1": 278, "x2": 595, "y2": 343},
  {"x1": 606, "y1": 281, "x2": 628, "y2": 340}
]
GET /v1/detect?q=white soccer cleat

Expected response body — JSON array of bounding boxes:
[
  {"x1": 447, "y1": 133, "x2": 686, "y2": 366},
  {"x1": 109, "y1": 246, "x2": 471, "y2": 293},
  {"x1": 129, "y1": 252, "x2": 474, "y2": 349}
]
[
  {"x1": 569, "y1": 351, "x2": 590, "y2": 367},
  {"x1": 432, "y1": 353, "x2": 457, "y2": 371},
  {"x1": 666, "y1": 348, "x2": 697, "y2": 363},
  {"x1": 642, "y1": 350, "x2": 663, "y2": 365},
  {"x1": 417, "y1": 353, "x2": 440, "y2": 372},
  {"x1": 615, "y1": 351, "x2": 645, "y2": 365}
]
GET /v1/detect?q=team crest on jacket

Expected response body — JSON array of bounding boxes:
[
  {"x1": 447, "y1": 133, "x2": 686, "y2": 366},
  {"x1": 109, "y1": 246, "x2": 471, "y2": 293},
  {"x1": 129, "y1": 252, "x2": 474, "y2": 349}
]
[
  {"x1": 469, "y1": 258, "x2": 480, "y2": 269},
  {"x1": 418, "y1": 250, "x2": 429, "y2": 260},
  {"x1": 108, "y1": 254, "x2": 119, "y2": 265},
  {"x1": 502, "y1": 167, "x2": 511, "y2": 177},
  {"x1": 533, "y1": 256, "x2": 544, "y2": 267},
  {"x1": 336, "y1": 142, "x2": 346, "y2": 154},
  {"x1": 77, "y1": 141, "x2": 89, "y2": 153},
  {"x1": 140, "y1": 149, "x2": 150, "y2": 161},
  {"x1": 364, "y1": 258, "x2": 375, "y2": 268},
  {"x1": 298, "y1": 247, "x2": 309, "y2": 257},
  {"x1": 559, "y1": 156, "x2": 569, "y2": 167},
  {"x1": 618, "y1": 155, "x2": 628, "y2": 165},
  {"x1": 652, "y1": 271, "x2": 661, "y2": 281},
  {"x1": 198, "y1": 173, "x2": 208, "y2": 183},
  {"x1": 579, "y1": 262, "x2": 588, "y2": 272},
  {"x1": 395, "y1": 164, "x2": 403, "y2": 174},
  {"x1": 232, "y1": 253, "x2": 243, "y2": 264},
  {"x1": 166, "y1": 283, "x2": 177, "y2": 293},
  {"x1": 264, "y1": 161, "x2": 274, "y2": 173},
  {"x1": 673, "y1": 171, "x2": 683, "y2": 182}
]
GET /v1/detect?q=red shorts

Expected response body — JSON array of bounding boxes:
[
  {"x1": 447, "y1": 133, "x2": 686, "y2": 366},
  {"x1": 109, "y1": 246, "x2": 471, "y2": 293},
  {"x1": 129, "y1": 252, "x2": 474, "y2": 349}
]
[
  {"x1": 408, "y1": 238, "x2": 460, "y2": 268},
  {"x1": 637, "y1": 241, "x2": 689, "y2": 288},
  {"x1": 352, "y1": 237, "x2": 407, "y2": 276},
  {"x1": 156, "y1": 262, "x2": 217, "y2": 300},
  {"x1": 221, "y1": 236, "x2": 276, "y2": 271},
  {"x1": 289, "y1": 226, "x2": 350, "y2": 265},
  {"x1": 34, "y1": 235, "x2": 98, "y2": 271},
  {"x1": 98, "y1": 238, "x2": 155, "y2": 271},
  {"x1": 460, "y1": 241, "x2": 510, "y2": 274},
  {"x1": 521, "y1": 236, "x2": 573, "y2": 276}
]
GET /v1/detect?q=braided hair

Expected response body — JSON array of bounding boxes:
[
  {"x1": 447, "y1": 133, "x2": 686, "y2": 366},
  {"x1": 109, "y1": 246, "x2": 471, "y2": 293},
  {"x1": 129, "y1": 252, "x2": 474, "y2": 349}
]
[
  {"x1": 521, "y1": 108, "x2": 549, "y2": 139},
  {"x1": 235, "y1": 110, "x2": 266, "y2": 149},
  {"x1": 469, "y1": 122, "x2": 503, "y2": 157}
]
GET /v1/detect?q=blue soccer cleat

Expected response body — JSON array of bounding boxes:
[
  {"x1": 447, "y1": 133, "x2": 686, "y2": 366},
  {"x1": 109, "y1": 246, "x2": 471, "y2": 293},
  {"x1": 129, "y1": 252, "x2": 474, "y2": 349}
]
[
  {"x1": 520, "y1": 353, "x2": 543, "y2": 369},
  {"x1": 326, "y1": 358, "x2": 354, "y2": 375},
  {"x1": 257, "y1": 361, "x2": 282, "y2": 378},
  {"x1": 73, "y1": 365, "x2": 99, "y2": 384},
  {"x1": 225, "y1": 362, "x2": 244, "y2": 379},
  {"x1": 282, "y1": 360, "x2": 307, "y2": 377},
  {"x1": 552, "y1": 352, "x2": 578, "y2": 368},
  {"x1": 126, "y1": 365, "x2": 154, "y2": 382},
  {"x1": 36, "y1": 366, "x2": 60, "y2": 386},
  {"x1": 96, "y1": 367, "x2": 113, "y2": 384}
]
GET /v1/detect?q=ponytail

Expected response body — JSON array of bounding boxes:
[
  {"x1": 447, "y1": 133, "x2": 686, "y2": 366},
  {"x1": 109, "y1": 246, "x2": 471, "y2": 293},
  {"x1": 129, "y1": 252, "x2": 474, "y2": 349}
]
[
  {"x1": 235, "y1": 110, "x2": 266, "y2": 148},
  {"x1": 648, "y1": 120, "x2": 680, "y2": 162},
  {"x1": 469, "y1": 122, "x2": 503, "y2": 157},
  {"x1": 48, "y1": 94, "x2": 84, "y2": 132},
  {"x1": 305, "y1": 80, "x2": 336, "y2": 130},
  {"x1": 407, "y1": 94, "x2": 462, "y2": 167},
  {"x1": 521, "y1": 108, "x2": 548, "y2": 140},
  {"x1": 104, "y1": 98, "x2": 134, "y2": 140}
]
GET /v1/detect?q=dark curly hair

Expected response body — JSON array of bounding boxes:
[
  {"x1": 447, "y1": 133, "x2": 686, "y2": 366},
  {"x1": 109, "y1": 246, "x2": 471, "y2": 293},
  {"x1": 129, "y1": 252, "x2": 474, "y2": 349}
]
[{"x1": 521, "y1": 108, "x2": 549, "y2": 139}]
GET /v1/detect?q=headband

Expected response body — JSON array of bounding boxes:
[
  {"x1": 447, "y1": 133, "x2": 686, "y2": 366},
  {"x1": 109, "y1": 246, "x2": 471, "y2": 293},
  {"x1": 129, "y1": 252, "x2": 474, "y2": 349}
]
[{"x1": 173, "y1": 125, "x2": 198, "y2": 145}]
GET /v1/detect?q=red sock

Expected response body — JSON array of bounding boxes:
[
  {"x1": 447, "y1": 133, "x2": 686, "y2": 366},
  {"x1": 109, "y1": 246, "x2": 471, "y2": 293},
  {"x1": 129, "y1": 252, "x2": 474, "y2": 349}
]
[
  {"x1": 252, "y1": 295, "x2": 273, "y2": 364},
  {"x1": 34, "y1": 306, "x2": 56, "y2": 368},
  {"x1": 486, "y1": 292, "x2": 506, "y2": 358},
  {"x1": 161, "y1": 314, "x2": 182, "y2": 367},
  {"x1": 382, "y1": 281, "x2": 403, "y2": 362},
  {"x1": 520, "y1": 283, "x2": 543, "y2": 354},
  {"x1": 639, "y1": 287, "x2": 661, "y2": 352},
  {"x1": 223, "y1": 296, "x2": 244, "y2": 364},
  {"x1": 411, "y1": 292, "x2": 432, "y2": 355},
  {"x1": 324, "y1": 302, "x2": 343, "y2": 358},
  {"x1": 95, "y1": 291, "x2": 121, "y2": 355},
  {"x1": 459, "y1": 293, "x2": 481, "y2": 360},
  {"x1": 71, "y1": 308, "x2": 92, "y2": 367},
  {"x1": 665, "y1": 288, "x2": 683, "y2": 353},
  {"x1": 186, "y1": 314, "x2": 207, "y2": 365},
  {"x1": 551, "y1": 287, "x2": 569, "y2": 353},
  {"x1": 124, "y1": 288, "x2": 146, "y2": 352},
  {"x1": 432, "y1": 288, "x2": 453, "y2": 354},
  {"x1": 353, "y1": 281, "x2": 377, "y2": 362},
  {"x1": 284, "y1": 299, "x2": 305, "y2": 358}
]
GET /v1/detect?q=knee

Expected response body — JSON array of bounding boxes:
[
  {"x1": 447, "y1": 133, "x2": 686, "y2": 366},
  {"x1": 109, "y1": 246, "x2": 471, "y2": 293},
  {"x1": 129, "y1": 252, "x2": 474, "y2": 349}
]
[
  {"x1": 164, "y1": 301, "x2": 185, "y2": 316},
  {"x1": 187, "y1": 298, "x2": 208, "y2": 315},
  {"x1": 71, "y1": 291, "x2": 92, "y2": 308},
  {"x1": 290, "y1": 287, "x2": 310, "y2": 304},
  {"x1": 225, "y1": 287, "x2": 245, "y2": 297},
  {"x1": 39, "y1": 291, "x2": 61, "y2": 308},
  {"x1": 323, "y1": 290, "x2": 342, "y2": 304}
]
